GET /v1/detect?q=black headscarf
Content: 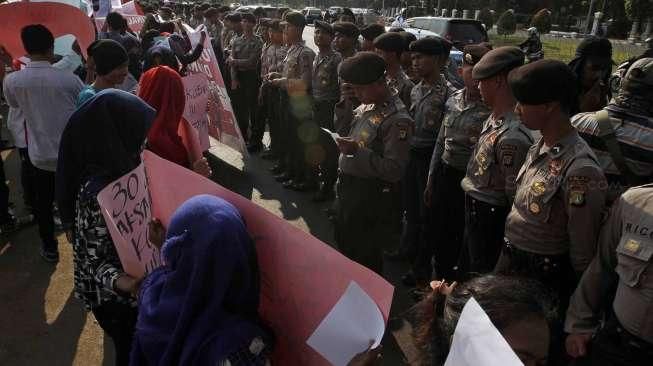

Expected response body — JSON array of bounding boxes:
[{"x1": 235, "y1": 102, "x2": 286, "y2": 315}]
[
  {"x1": 568, "y1": 37, "x2": 613, "y2": 89},
  {"x1": 55, "y1": 89, "x2": 156, "y2": 226},
  {"x1": 87, "y1": 39, "x2": 128, "y2": 76}
]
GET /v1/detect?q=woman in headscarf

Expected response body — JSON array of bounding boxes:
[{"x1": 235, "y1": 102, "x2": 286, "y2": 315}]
[
  {"x1": 55, "y1": 89, "x2": 156, "y2": 366},
  {"x1": 568, "y1": 37, "x2": 614, "y2": 113},
  {"x1": 77, "y1": 39, "x2": 130, "y2": 106},
  {"x1": 138, "y1": 66, "x2": 211, "y2": 176},
  {"x1": 131, "y1": 194, "x2": 272, "y2": 365}
]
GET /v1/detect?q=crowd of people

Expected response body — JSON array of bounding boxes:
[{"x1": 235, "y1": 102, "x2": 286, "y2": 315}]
[{"x1": 1, "y1": 1, "x2": 653, "y2": 365}]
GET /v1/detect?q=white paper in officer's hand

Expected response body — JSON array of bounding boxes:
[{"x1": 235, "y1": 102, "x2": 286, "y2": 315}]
[
  {"x1": 306, "y1": 281, "x2": 386, "y2": 366},
  {"x1": 444, "y1": 297, "x2": 524, "y2": 366},
  {"x1": 321, "y1": 127, "x2": 341, "y2": 143}
]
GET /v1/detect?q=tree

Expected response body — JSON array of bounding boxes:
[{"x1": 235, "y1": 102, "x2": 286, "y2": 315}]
[
  {"x1": 497, "y1": 9, "x2": 517, "y2": 37},
  {"x1": 478, "y1": 7, "x2": 495, "y2": 31},
  {"x1": 531, "y1": 9, "x2": 552, "y2": 34}
]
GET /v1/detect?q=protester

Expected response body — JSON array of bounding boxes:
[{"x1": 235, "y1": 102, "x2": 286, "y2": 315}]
[
  {"x1": 519, "y1": 27, "x2": 544, "y2": 63},
  {"x1": 332, "y1": 21, "x2": 359, "y2": 59},
  {"x1": 99, "y1": 12, "x2": 142, "y2": 80},
  {"x1": 142, "y1": 42, "x2": 180, "y2": 73},
  {"x1": 55, "y1": 89, "x2": 156, "y2": 366},
  {"x1": 415, "y1": 275, "x2": 555, "y2": 366},
  {"x1": 131, "y1": 195, "x2": 273, "y2": 365},
  {"x1": 77, "y1": 39, "x2": 129, "y2": 105},
  {"x1": 568, "y1": 36, "x2": 613, "y2": 113},
  {"x1": 3, "y1": 24, "x2": 84, "y2": 263},
  {"x1": 138, "y1": 66, "x2": 211, "y2": 177},
  {"x1": 158, "y1": 21, "x2": 206, "y2": 75},
  {"x1": 334, "y1": 52, "x2": 413, "y2": 275}
]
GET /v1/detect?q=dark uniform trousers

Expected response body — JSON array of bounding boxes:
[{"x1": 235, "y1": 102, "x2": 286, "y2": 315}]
[
  {"x1": 422, "y1": 162, "x2": 467, "y2": 281},
  {"x1": 585, "y1": 315, "x2": 653, "y2": 366},
  {"x1": 400, "y1": 146, "x2": 433, "y2": 279},
  {"x1": 312, "y1": 98, "x2": 339, "y2": 191},
  {"x1": 251, "y1": 83, "x2": 278, "y2": 149},
  {"x1": 463, "y1": 195, "x2": 509, "y2": 274},
  {"x1": 287, "y1": 94, "x2": 315, "y2": 182},
  {"x1": 233, "y1": 70, "x2": 261, "y2": 141},
  {"x1": 335, "y1": 173, "x2": 397, "y2": 275}
]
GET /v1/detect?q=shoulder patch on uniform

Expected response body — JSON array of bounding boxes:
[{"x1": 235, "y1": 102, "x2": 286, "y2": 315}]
[{"x1": 569, "y1": 190, "x2": 586, "y2": 206}]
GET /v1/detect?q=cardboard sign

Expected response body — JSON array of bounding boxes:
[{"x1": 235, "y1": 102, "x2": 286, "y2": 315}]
[
  {"x1": 181, "y1": 72, "x2": 211, "y2": 151},
  {"x1": 0, "y1": 2, "x2": 95, "y2": 59},
  {"x1": 96, "y1": 162, "x2": 162, "y2": 279},
  {"x1": 142, "y1": 150, "x2": 394, "y2": 365},
  {"x1": 186, "y1": 26, "x2": 247, "y2": 155}
]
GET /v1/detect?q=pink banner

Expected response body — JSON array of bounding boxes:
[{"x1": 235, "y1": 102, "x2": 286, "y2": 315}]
[
  {"x1": 0, "y1": 2, "x2": 95, "y2": 59},
  {"x1": 181, "y1": 73, "x2": 210, "y2": 151},
  {"x1": 94, "y1": 14, "x2": 146, "y2": 34},
  {"x1": 96, "y1": 162, "x2": 162, "y2": 279},
  {"x1": 142, "y1": 150, "x2": 394, "y2": 365},
  {"x1": 186, "y1": 27, "x2": 247, "y2": 155}
]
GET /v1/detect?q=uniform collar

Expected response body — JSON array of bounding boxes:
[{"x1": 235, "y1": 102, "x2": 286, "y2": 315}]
[{"x1": 539, "y1": 130, "x2": 579, "y2": 159}]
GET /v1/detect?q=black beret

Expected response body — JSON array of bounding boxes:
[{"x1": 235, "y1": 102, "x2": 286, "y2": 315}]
[
  {"x1": 253, "y1": 7, "x2": 265, "y2": 16},
  {"x1": 388, "y1": 27, "x2": 405, "y2": 32},
  {"x1": 314, "y1": 20, "x2": 334, "y2": 35},
  {"x1": 333, "y1": 21, "x2": 359, "y2": 38},
  {"x1": 374, "y1": 32, "x2": 405, "y2": 53},
  {"x1": 268, "y1": 19, "x2": 282, "y2": 32},
  {"x1": 409, "y1": 36, "x2": 452, "y2": 56},
  {"x1": 225, "y1": 13, "x2": 242, "y2": 22},
  {"x1": 218, "y1": 6, "x2": 230, "y2": 12},
  {"x1": 472, "y1": 46, "x2": 524, "y2": 80},
  {"x1": 360, "y1": 24, "x2": 385, "y2": 41},
  {"x1": 398, "y1": 31, "x2": 416, "y2": 51},
  {"x1": 462, "y1": 44, "x2": 492, "y2": 65},
  {"x1": 339, "y1": 51, "x2": 386, "y2": 85},
  {"x1": 281, "y1": 11, "x2": 306, "y2": 28},
  {"x1": 508, "y1": 59, "x2": 577, "y2": 105},
  {"x1": 342, "y1": 8, "x2": 354, "y2": 17},
  {"x1": 88, "y1": 39, "x2": 128, "y2": 76},
  {"x1": 241, "y1": 12, "x2": 256, "y2": 23}
]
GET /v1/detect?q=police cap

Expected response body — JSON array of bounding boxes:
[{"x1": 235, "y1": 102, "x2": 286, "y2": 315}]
[
  {"x1": 462, "y1": 44, "x2": 493, "y2": 65},
  {"x1": 241, "y1": 12, "x2": 256, "y2": 23},
  {"x1": 224, "y1": 13, "x2": 242, "y2": 22},
  {"x1": 339, "y1": 51, "x2": 386, "y2": 85},
  {"x1": 281, "y1": 11, "x2": 306, "y2": 27},
  {"x1": 373, "y1": 32, "x2": 405, "y2": 53},
  {"x1": 314, "y1": 20, "x2": 334, "y2": 35},
  {"x1": 472, "y1": 46, "x2": 524, "y2": 80},
  {"x1": 508, "y1": 59, "x2": 578, "y2": 106},
  {"x1": 360, "y1": 24, "x2": 385, "y2": 41},
  {"x1": 333, "y1": 21, "x2": 359, "y2": 38},
  {"x1": 268, "y1": 19, "x2": 282, "y2": 32},
  {"x1": 409, "y1": 36, "x2": 452, "y2": 56},
  {"x1": 398, "y1": 31, "x2": 416, "y2": 51}
]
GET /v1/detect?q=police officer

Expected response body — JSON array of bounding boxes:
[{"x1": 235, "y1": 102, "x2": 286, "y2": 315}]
[
  {"x1": 228, "y1": 12, "x2": 263, "y2": 145},
  {"x1": 566, "y1": 184, "x2": 653, "y2": 365},
  {"x1": 461, "y1": 46, "x2": 533, "y2": 274},
  {"x1": 498, "y1": 59, "x2": 607, "y2": 303},
  {"x1": 268, "y1": 12, "x2": 315, "y2": 190},
  {"x1": 311, "y1": 20, "x2": 342, "y2": 201},
  {"x1": 360, "y1": 23, "x2": 385, "y2": 52},
  {"x1": 397, "y1": 36, "x2": 454, "y2": 284},
  {"x1": 398, "y1": 31, "x2": 419, "y2": 83},
  {"x1": 332, "y1": 21, "x2": 359, "y2": 59},
  {"x1": 332, "y1": 22, "x2": 360, "y2": 136},
  {"x1": 572, "y1": 57, "x2": 653, "y2": 204},
  {"x1": 255, "y1": 19, "x2": 288, "y2": 158},
  {"x1": 222, "y1": 12, "x2": 242, "y2": 56},
  {"x1": 335, "y1": 52, "x2": 413, "y2": 275},
  {"x1": 422, "y1": 44, "x2": 492, "y2": 280},
  {"x1": 373, "y1": 32, "x2": 414, "y2": 110}
]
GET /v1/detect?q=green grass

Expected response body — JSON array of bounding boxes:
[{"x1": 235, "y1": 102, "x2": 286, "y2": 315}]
[{"x1": 489, "y1": 33, "x2": 641, "y2": 65}]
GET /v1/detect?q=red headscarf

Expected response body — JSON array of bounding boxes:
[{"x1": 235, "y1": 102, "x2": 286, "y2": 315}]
[{"x1": 139, "y1": 66, "x2": 190, "y2": 168}]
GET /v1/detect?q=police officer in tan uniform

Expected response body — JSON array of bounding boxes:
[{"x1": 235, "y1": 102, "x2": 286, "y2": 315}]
[
  {"x1": 268, "y1": 12, "x2": 315, "y2": 191},
  {"x1": 360, "y1": 23, "x2": 385, "y2": 52},
  {"x1": 332, "y1": 22, "x2": 361, "y2": 136},
  {"x1": 228, "y1": 12, "x2": 263, "y2": 145},
  {"x1": 373, "y1": 32, "x2": 414, "y2": 110},
  {"x1": 566, "y1": 184, "x2": 653, "y2": 365},
  {"x1": 460, "y1": 46, "x2": 533, "y2": 275},
  {"x1": 335, "y1": 52, "x2": 413, "y2": 275},
  {"x1": 421, "y1": 44, "x2": 492, "y2": 281}
]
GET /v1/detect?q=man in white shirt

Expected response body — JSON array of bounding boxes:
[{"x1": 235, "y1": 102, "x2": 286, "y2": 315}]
[{"x1": 3, "y1": 24, "x2": 84, "y2": 263}]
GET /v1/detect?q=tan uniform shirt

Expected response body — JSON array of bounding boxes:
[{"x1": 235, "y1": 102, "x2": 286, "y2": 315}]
[
  {"x1": 281, "y1": 42, "x2": 315, "y2": 94},
  {"x1": 505, "y1": 131, "x2": 607, "y2": 272},
  {"x1": 429, "y1": 88, "x2": 491, "y2": 174},
  {"x1": 566, "y1": 184, "x2": 653, "y2": 343},
  {"x1": 409, "y1": 76, "x2": 452, "y2": 150},
  {"x1": 229, "y1": 34, "x2": 263, "y2": 81},
  {"x1": 261, "y1": 43, "x2": 288, "y2": 78},
  {"x1": 386, "y1": 70, "x2": 414, "y2": 112},
  {"x1": 339, "y1": 94, "x2": 414, "y2": 183},
  {"x1": 312, "y1": 49, "x2": 342, "y2": 101},
  {"x1": 461, "y1": 112, "x2": 534, "y2": 206}
]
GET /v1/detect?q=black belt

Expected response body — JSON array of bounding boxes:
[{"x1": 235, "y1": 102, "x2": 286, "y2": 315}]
[
  {"x1": 603, "y1": 314, "x2": 653, "y2": 353},
  {"x1": 502, "y1": 238, "x2": 570, "y2": 276}
]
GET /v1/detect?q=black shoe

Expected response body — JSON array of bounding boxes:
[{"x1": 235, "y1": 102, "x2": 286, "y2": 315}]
[
  {"x1": 269, "y1": 165, "x2": 284, "y2": 174},
  {"x1": 261, "y1": 149, "x2": 276, "y2": 160},
  {"x1": 401, "y1": 271, "x2": 417, "y2": 287},
  {"x1": 247, "y1": 143, "x2": 263, "y2": 153},
  {"x1": 383, "y1": 249, "x2": 407, "y2": 262},
  {"x1": 275, "y1": 173, "x2": 293, "y2": 183},
  {"x1": 282, "y1": 179, "x2": 296, "y2": 188},
  {"x1": 312, "y1": 187, "x2": 334, "y2": 202},
  {"x1": 40, "y1": 248, "x2": 59, "y2": 263}
]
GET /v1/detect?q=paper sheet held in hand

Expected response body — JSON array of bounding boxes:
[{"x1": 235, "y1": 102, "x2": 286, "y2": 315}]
[
  {"x1": 307, "y1": 281, "x2": 386, "y2": 366},
  {"x1": 444, "y1": 297, "x2": 523, "y2": 366}
]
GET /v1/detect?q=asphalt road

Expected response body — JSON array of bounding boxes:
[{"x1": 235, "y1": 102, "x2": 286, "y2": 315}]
[{"x1": 0, "y1": 25, "x2": 418, "y2": 365}]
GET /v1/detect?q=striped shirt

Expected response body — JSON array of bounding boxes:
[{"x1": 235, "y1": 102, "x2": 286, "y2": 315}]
[{"x1": 572, "y1": 103, "x2": 653, "y2": 201}]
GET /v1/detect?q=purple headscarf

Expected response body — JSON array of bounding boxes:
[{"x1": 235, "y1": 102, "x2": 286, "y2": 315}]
[{"x1": 130, "y1": 195, "x2": 268, "y2": 365}]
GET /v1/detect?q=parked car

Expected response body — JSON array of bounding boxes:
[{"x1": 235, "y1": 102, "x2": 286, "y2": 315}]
[
  {"x1": 302, "y1": 7, "x2": 323, "y2": 24},
  {"x1": 403, "y1": 17, "x2": 489, "y2": 50}
]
